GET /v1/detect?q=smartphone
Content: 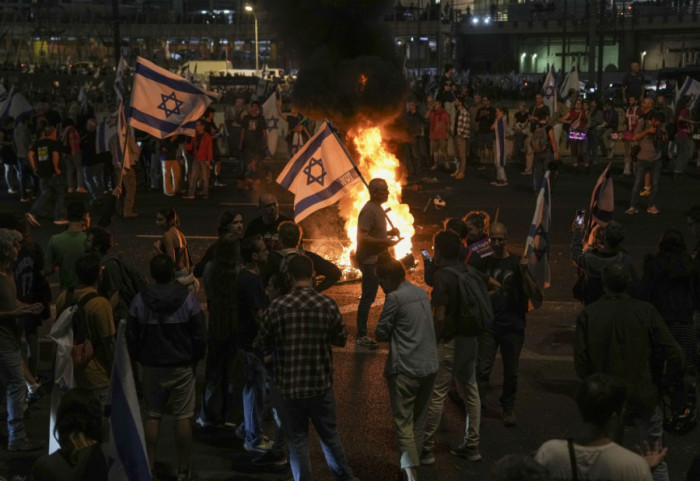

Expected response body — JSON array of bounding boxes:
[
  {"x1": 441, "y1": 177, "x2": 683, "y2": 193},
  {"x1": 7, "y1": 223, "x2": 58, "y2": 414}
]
[
  {"x1": 420, "y1": 249, "x2": 432, "y2": 261},
  {"x1": 575, "y1": 209, "x2": 586, "y2": 225}
]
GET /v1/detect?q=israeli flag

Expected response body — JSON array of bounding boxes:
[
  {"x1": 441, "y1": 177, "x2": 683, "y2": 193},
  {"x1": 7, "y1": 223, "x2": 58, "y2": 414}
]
[
  {"x1": 108, "y1": 320, "x2": 152, "y2": 481},
  {"x1": 524, "y1": 170, "x2": 551, "y2": 310},
  {"x1": 130, "y1": 56, "x2": 218, "y2": 139},
  {"x1": 676, "y1": 76, "x2": 700, "y2": 111},
  {"x1": 262, "y1": 89, "x2": 280, "y2": 155},
  {"x1": 276, "y1": 122, "x2": 362, "y2": 222},
  {"x1": 542, "y1": 65, "x2": 557, "y2": 117},
  {"x1": 114, "y1": 56, "x2": 128, "y2": 103},
  {"x1": 559, "y1": 63, "x2": 579, "y2": 102},
  {"x1": 0, "y1": 87, "x2": 34, "y2": 126}
]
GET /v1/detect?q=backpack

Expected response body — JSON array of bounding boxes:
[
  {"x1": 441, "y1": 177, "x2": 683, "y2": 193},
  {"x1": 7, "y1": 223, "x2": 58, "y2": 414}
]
[
  {"x1": 69, "y1": 290, "x2": 101, "y2": 367},
  {"x1": 443, "y1": 265, "x2": 494, "y2": 336},
  {"x1": 530, "y1": 125, "x2": 548, "y2": 153},
  {"x1": 102, "y1": 255, "x2": 147, "y2": 307}
]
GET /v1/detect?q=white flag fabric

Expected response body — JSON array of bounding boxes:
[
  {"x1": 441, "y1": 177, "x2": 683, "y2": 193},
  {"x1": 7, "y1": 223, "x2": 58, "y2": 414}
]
[
  {"x1": 262, "y1": 89, "x2": 280, "y2": 155},
  {"x1": 559, "y1": 64, "x2": 579, "y2": 102},
  {"x1": 47, "y1": 306, "x2": 78, "y2": 455},
  {"x1": 676, "y1": 76, "x2": 700, "y2": 111},
  {"x1": 524, "y1": 170, "x2": 551, "y2": 310},
  {"x1": 0, "y1": 87, "x2": 34, "y2": 126},
  {"x1": 276, "y1": 121, "x2": 362, "y2": 222},
  {"x1": 96, "y1": 116, "x2": 117, "y2": 154},
  {"x1": 129, "y1": 56, "x2": 217, "y2": 139},
  {"x1": 114, "y1": 56, "x2": 128, "y2": 103},
  {"x1": 108, "y1": 320, "x2": 152, "y2": 481},
  {"x1": 542, "y1": 65, "x2": 557, "y2": 116}
]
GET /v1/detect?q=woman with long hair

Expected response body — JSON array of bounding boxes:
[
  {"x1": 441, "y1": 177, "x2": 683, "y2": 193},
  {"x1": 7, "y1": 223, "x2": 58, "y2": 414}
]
[
  {"x1": 30, "y1": 389, "x2": 107, "y2": 481},
  {"x1": 673, "y1": 95, "x2": 693, "y2": 180},
  {"x1": 198, "y1": 234, "x2": 244, "y2": 428},
  {"x1": 154, "y1": 207, "x2": 190, "y2": 274},
  {"x1": 560, "y1": 98, "x2": 588, "y2": 171}
]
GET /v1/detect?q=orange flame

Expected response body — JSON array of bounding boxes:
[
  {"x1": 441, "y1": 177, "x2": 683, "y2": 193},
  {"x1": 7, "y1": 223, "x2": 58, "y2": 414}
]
[
  {"x1": 359, "y1": 74, "x2": 368, "y2": 92},
  {"x1": 337, "y1": 126, "x2": 414, "y2": 268}
]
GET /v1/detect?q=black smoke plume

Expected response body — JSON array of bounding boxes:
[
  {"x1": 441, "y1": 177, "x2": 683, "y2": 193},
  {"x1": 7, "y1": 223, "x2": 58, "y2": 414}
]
[{"x1": 261, "y1": 0, "x2": 409, "y2": 131}]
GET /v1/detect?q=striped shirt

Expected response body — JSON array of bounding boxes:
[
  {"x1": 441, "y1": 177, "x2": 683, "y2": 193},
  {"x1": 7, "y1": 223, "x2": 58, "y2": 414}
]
[{"x1": 255, "y1": 286, "x2": 347, "y2": 399}]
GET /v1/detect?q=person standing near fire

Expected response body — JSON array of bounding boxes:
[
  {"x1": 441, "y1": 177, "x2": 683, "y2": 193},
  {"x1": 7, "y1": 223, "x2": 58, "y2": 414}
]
[{"x1": 355, "y1": 178, "x2": 400, "y2": 350}]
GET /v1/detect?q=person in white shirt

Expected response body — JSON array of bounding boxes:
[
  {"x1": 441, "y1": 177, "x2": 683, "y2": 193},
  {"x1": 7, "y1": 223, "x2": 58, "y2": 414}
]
[{"x1": 535, "y1": 373, "x2": 665, "y2": 481}]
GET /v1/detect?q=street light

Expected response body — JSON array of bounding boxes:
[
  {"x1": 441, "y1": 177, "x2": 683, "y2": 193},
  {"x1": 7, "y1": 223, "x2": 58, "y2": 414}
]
[
  {"x1": 641, "y1": 50, "x2": 647, "y2": 71},
  {"x1": 245, "y1": 4, "x2": 258, "y2": 73}
]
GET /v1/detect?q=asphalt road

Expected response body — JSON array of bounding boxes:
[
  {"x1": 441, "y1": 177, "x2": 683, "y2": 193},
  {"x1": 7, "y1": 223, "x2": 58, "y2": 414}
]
[{"x1": 1, "y1": 154, "x2": 699, "y2": 481}]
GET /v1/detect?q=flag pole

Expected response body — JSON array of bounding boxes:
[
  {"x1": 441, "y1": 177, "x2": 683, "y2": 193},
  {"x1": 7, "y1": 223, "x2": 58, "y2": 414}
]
[{"x1": 327, "y1": 123, "x2": 400, "y2": 233}]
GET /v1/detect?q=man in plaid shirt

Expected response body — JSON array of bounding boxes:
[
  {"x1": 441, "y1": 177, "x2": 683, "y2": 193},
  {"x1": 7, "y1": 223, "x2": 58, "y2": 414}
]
[
  {"x1": 452, "y1": 97, "x2": 471, "y2": 180},
  {"x1": 255, "y1": 254, "x2": 358, "y2": 481}
]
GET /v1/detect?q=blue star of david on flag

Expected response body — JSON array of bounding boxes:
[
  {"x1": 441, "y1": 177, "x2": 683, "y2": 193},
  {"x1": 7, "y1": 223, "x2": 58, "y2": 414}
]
[
  {"x1": 266, "y1": 117, "x2": 279, "y2": 131},
  {"x1": 157, "y1": 91, "x2": 184, "y2": 118},
  {"x1": 303, "y1": 157, "x2": 326, "y2": 186}
]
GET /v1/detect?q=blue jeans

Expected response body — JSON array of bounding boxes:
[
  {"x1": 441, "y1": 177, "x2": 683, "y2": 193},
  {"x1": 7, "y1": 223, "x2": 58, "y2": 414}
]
[
  {"x1": 272, "y1": 388, "x2": 354, "y2": 481},
  {"x1": 614, "y1": 406, "x2": 668, "y2": 481},
  {"x1": 83, "y1": 163, "x2": 104, "y2": 199},
  {"x1": 630, "y1": 159, "x2": 662, "y2": 207},
  {"x1": 477, "y1": 325, "x2": 525, "y2": 411},
  {"x1": 241, "y1": 349, "x2": 266, "y2": 445},
  {"x1": 357, "y1": 263, "x2": 379, "y2": 338},
  {"x1": 0, "y1": 349, "x2": 27, "y2": 443},
  {"x1": 31, "y1": 176, "x2": 66, "y2": 221}
]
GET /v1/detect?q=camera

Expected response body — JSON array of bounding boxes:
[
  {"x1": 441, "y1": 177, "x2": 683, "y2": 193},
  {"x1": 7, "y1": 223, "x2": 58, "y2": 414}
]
[{"x1": 574, "y1": 209, "x2": 585, "y2": 226}]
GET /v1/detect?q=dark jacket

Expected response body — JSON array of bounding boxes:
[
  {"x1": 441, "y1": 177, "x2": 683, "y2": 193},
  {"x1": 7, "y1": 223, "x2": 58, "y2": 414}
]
[
  {"x1": 127, "y1": 283, "x2": 207, "y2": 367},
  {"x1": 574, "y1": 293, "x2": 683, "y2": 417}
]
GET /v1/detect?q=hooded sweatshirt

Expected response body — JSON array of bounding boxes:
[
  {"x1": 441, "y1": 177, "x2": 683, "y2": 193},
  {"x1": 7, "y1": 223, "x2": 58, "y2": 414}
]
[
  {"x1": 127, "y1": 283, "x2": 207, "y2": 367},
  {"x1": 535, "y1": 439, "x2": 652, "y2": 481}
]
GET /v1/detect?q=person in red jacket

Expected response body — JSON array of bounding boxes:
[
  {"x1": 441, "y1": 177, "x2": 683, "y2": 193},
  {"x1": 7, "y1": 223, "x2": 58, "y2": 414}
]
[{"x1": 184, "y1": 120, "x2": 213, "y2": 200}]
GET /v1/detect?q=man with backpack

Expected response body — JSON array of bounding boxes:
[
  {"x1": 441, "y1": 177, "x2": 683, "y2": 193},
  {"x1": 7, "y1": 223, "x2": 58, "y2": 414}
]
[
  {"x1": 54, "y1": 253, "x2": 115, "y2": 408},
  {"x1": 421, "y1": 230, "x2": 493, "y2": 465},
  {"x1": 84, "y1": 226, "x2": 146, "y2": 322},
  {"x1": 477, "y1": 222, "x2": 539, "y2": 427}
]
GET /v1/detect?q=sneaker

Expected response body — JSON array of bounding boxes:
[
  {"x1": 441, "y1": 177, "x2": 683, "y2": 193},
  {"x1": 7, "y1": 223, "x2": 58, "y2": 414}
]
[
  {"x1": 420, "y1": 450, "x2": 435, "y2": 466},
  {"x1": 67, "y1": 187, "x2": 75, "y2": 193},
  {"x1": 491, "y1": 180, "x2": 508, "y2": 187},
  {"x1": 430, "y1": 164, "x2": 438, "y2": 171},
  {"x1": 8, "y1": 188, "x2": 17, "y2": 194},
  {"x1": 53, "y1": 219, "x2": 69, "y2": 226},
  {"x1": 520, "y1": 171, "x2": 532, "y2": 176},
  {"x1": 453, "y1": 172, "x2": 465, "y2": 180},
  {"x1": 7, "y1": 436, "x2": 42, "y2": 452},
  {"x1": 449, "y1": 440, "x2": 482, "y2": 462},
  {"x1": 20, "y1": 197, "x2": 30, "y2": 203},
  {"x1": 640, "y1": 187, "x2": 651, "y2": 197},
  {"x1": 223, "y1": 421, "x2": 237, "y2": 429},
  {"x1": 252, "y1": 450, "x2": 288, "y2": 466},
  {"x1": 503, "y1": 409, "x2": 517, "y2": 427},
  {"x1": 625, "y1": 206, "x2": 639, "y2": 215},
  {"x1": 76, "y1": 187, "x2": 89, "y2": 194},
  {"x1": 194, "y1": 416, "x2": 213, "y2": 428},
  {"x1": 646, "y1": 205, "x2": 660, "y2": 215},
  {"x1": 244, "y1": 439, "x2": 274, "y2": 454},
  {"x1": 235, "y1": 424, "x2": 246, "y2": 440},
  {"x1": 182, "y1": 195, "x2": 195, "y2": 200},
  {"x1": 25, "y1": 213, "x2": 41, "y2": 228},
  {"x1": 355, "y1": 336, "x2": 379, "y2": 350},
  {"x1": 214, "y1": 180, "x2": 226, "y2": 187}
]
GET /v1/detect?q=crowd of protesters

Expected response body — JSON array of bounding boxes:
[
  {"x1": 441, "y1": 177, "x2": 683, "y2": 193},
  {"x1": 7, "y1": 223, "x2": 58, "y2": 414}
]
[{"x1": 0, "y1": 190, "x2": 699, "y2": 481}]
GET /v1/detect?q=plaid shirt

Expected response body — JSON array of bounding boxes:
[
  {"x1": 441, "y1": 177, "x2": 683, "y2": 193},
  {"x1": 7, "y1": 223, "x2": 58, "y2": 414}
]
[
  {"x1": 455, "y1": 108, "x2": 470, "y2": 139},
  {"x1": 254, "y1": 286, "x2": 347, "y2": 399}
]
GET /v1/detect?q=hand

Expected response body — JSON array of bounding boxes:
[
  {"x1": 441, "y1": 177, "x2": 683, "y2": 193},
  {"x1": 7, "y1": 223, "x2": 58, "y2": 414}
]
[
  {"x1": 18, "y1": 303, "x2": 43, "y2": 315},
  {"x1": 553, "y1": 152, "x2": 560, "y2": 161},
  {"x1": 387, "y1": 237, "x2": 401, "y2": 247},
  {"x1": 637, "y1": 442, "x2": 668, "y2": 470},
  {"x1": 519, "y1": 256, "x2": 529, "y2": 267},
  {"x1": 387, "y1": 228, "x2": 400, "y2": 238}
]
